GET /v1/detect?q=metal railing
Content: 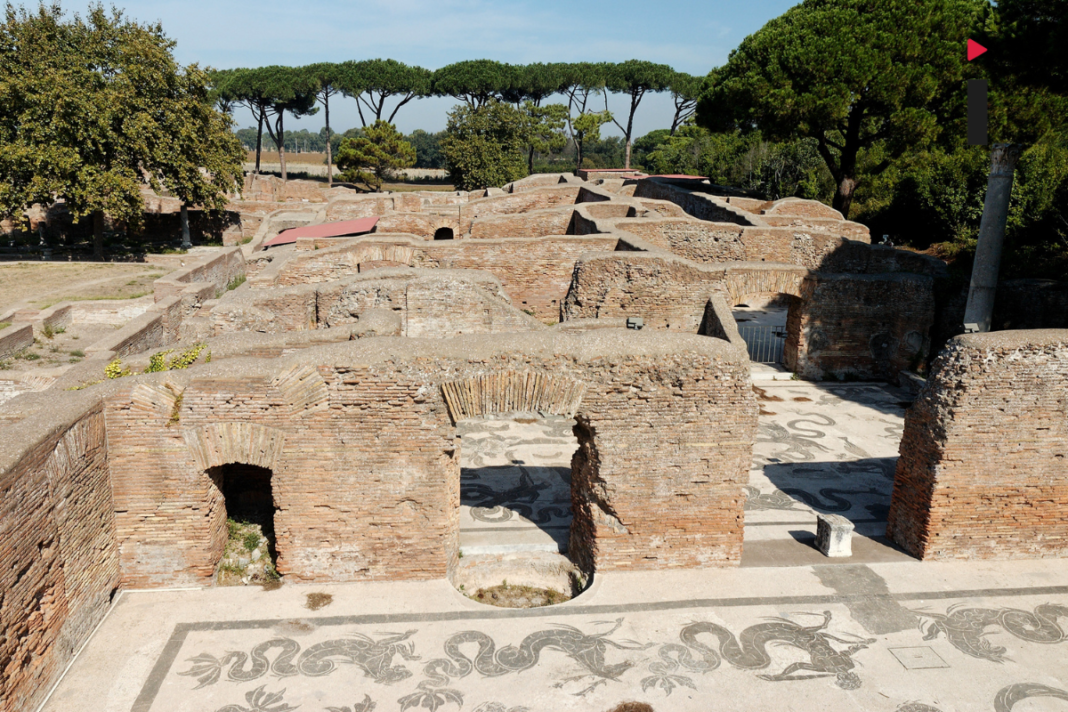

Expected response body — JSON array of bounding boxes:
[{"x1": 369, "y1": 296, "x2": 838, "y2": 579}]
[{"x1": 737, "y1": 324, "x2": 786, "y2": 364}]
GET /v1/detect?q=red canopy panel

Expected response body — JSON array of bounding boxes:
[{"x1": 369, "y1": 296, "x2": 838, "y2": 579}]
[{"x1": 263, "y1": 217, "x2": 379, "y2": 248}]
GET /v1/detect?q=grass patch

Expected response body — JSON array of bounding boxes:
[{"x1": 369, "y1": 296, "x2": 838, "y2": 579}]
[
  {"x1": 69, "y1": 349, "x2": 85, "y2": 358},
  {"x1": 226, "y1": 274, "x2": 246, "y2": 291},
  {"x1": 37, "y1": 292, "x2": 150, "y2": 309},
  {"x1": 468, "y1": 582, "x2": 569, "y2": 608},
  {"x1": 305, "y1": 592, "x2": 333, "y2": 611},
  {"x1": 239, "y1": 236, "x2": 253, "y2": 245},
  {"x1": 0, "y1": 322, "x2": 10, "y2": 331}
]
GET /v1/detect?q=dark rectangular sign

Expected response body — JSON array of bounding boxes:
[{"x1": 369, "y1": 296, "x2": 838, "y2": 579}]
[{"x1": 968, "y1": 79, "x2": 988, "y2": 146}]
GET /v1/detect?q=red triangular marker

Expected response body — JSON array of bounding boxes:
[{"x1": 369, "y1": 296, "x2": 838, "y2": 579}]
[{"x1": 968, "y1": 39, "x2": 988, "y2": 61}]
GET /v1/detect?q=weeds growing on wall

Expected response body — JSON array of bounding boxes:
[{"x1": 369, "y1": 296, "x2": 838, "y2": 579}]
[{"x1": 105, "y1": 342, "x2": 209, "y2": 381}]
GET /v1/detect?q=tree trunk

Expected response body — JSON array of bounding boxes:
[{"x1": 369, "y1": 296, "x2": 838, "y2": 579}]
[
  {"x1": 624, "y1": 140, "x2": 632, "y2": 170},
  {"x1": 255, "y1": 111, "x2": 264, "y2": 174},
  {"x1": 325, "y1": 94, "x2": 333, "y2": 188},
  {"x1": 963, "y1": 143, "x2": 1023, "y2": 333},
  {"x1": 831, "y1": 175, "x2": 857, "y2": 219},
  {"x1": 180, "y1": 204, "x2": 191, "y2": 250},
  {"x1": 277, "y1": 113, "x2": 287, "y2": 182},
  {"x1": 576, "y1": 139, "x2": 584, "y2": 172},
  {"x1": 92, "y1": 210, "x2": 105, "y2": 260},
  {"x1": 528, "y1": 145, "x2": 535, "y2": 174}
]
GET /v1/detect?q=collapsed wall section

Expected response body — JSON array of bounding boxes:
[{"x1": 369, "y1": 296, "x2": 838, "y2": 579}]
[{"x1": 887, "y1": 330, "x2": 1068, "y2": 560}]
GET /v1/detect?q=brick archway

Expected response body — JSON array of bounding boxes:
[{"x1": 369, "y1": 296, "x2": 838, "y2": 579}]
[
  {"x1": 722, "y1": 268, "x2": 806, "y2": 306},
  {"x1": 440, "y1": 370, "x2": 586, "y2": 422},
  {"x1": 183, "y1": 422, "x2": 286, "y2": 473}
]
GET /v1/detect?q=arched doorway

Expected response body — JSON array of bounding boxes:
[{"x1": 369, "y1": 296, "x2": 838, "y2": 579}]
[
  {"x1": 442, "y1": 370, "x2": 588, "y2": 605},
  {"x1": 732, "y1": 293, "x2": 801, "y2": 375},
  {"x1": 434, "y1": 227, "x2": 454, "y2": 240},
  {"x1": 207, "y1": 463, "x2": 280, "y2": 585}
]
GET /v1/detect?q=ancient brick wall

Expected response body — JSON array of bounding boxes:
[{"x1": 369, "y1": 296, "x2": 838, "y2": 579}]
[
  {"x1": 563, "y1": 254, "x2": 724, "y2": 331},
  {"x1": 458, "y1": 187, "x2": 581, "y2": 233},
  {"x1": 98, "y1": 333, "x2": 754, "y2": 586},
  {"x1": 213, "y1": 271, "x2": 525, "y2": 337},
  {"x1": 632, "y1": 180, "x2": 755, "y2": 225},
  {"x1": 616, "y1": 219, "x2": 747, "y2": 263},
  {"x1": 468, "y1": 208, "x2": 574, "y2": 239},
  {"x1": 887, "y1": 330, "x2": 1068, "y2": 560},
  {"x1": 412, "y1": 237, "x2": 618, "y2": 321},
  {"x1": 261, "y1": 236, "x2": 615, "y2": 322},
  {"x1": 0, "y1": 323, "x2": 34, "y2": 359},
  {"x1": 0, "y1": 405, "x2": 119, "y2": 712},
  {"x1": 404, "y1": 279, "x2": 545, "y2": 337},
  {"x1": 787, "y1": 273, "x2": 934, "y2": 380}
]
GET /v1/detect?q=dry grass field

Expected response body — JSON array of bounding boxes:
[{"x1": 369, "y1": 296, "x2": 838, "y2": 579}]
[
  {"x1": 245, "y1": 151, "x2": 329, "y2": 165},
  {"x1": 0, "y1": 262, "x2": 166, "y2": 314}
]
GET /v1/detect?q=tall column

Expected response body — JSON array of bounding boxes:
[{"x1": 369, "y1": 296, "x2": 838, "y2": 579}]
[{"x1": 963, "y1": 143, "x2": 1022, "y2": 332}]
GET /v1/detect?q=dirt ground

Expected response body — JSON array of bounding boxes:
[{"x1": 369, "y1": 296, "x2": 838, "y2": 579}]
[{"x1": 0, "y1": 262, "x2": 166, "y2": 314}]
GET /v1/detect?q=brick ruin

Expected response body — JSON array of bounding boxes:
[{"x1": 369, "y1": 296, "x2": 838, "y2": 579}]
[
  {"x1": 1, "y1": 172, "x2": 1065, "y2": 711},
  {"x1": 887, "y1": 330, "x2": 1068, "y2": 560}
]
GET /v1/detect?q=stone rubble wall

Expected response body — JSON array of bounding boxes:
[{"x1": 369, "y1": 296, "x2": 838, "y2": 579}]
[{"x1": 887, "y1": 330, "x2": 1068, "y2": 560}]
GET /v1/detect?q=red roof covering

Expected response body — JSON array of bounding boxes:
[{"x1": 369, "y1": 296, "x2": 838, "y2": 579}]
[{"x1": 264, "y1": 217, "x2": 379, "y2": 247}]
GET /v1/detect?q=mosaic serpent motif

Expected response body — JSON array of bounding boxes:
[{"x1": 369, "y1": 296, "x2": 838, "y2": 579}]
[
  {"x1": 915, "y1": 603, "x2": 1068, "y2": 662},
  {"x1": 401, "y1": 618, "x2": 652, "y2": 707},
  {"x1": 179, "y1": 631, "x2": 420, "y2": 688},
  {"x1": 642, "y1": 611, "x2": 875, "y2": 693}
]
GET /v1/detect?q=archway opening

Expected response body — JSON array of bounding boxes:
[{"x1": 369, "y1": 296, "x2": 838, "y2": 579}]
[
  {"x1": 434, "y1": 227, "x2": 454, "y2": 240},
  {"x1": 732, "y1": 293, "x2": 801, "y2": 377},
  {"x1": 455, "y1": 412, "x2": 584, "y2": 607},
  {"x1": 208, "y1": 463, "x2": 280, "y2": 586}
]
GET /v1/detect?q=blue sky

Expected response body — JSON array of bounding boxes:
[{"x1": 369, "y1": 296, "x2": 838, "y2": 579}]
[{"x1": 71, "y1": 0, "x2": 799, "y2": 138}]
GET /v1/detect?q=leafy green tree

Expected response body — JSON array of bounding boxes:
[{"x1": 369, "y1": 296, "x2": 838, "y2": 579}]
[
  {"x1": 0, "y1": 3, "x2": 244, "y2": 258},
  {"x1": 341, "y1": 59, "x2": 432, "y2": 126},
  {"x1": 668, "y1": 72, "x2": 704, "y2": 135},
  {"x1": 335, "y1": 120, "x2": 415, "y2": 191},
  {"x1": 604, "y1": 60, "x2": 674, "y2": 168},
  {"x1": 572, "y1": 111, "x2": 613, "y2": 170},
  {"x1": 209, "y1": 68, "x2": 239, "y2": 114},
  {"x1": 959, "y1": 0, "x2": 1068, "y2": 329},
  {"x1": 502, "y1": 63, "x2": 568, "y2": 106},
  {"x1": 304, "y1": 62, "x2": 345, "y2": 186},
  {"x1": 257, "y1": 66, "x2": 318, "y2": 182},
  {"x1": 698, "y1": 0, "x2": 985, "y2": 218},
  {"x1": 557, "y1": 63, "x2": 609, "y2": 169},
  {"x1": 522, "y1": 102, "x2": 569, "y2": 173},
  {"x1": 441, "y1": 100, "x2": 530, "y2": 190},
  {"x1": 630, "y1": 129, "x2": 671, "y2": 169},
  {"x1": 407, "y1": 129, "x2": 445, "y2": 169},
  {"x1": 433, "y1": 60, "x2": 517, "y2": 108}
]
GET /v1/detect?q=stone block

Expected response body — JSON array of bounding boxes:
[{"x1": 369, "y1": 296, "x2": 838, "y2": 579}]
[{"x1": 816, "y1": 513, "x2": 854, "y2": 557}]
